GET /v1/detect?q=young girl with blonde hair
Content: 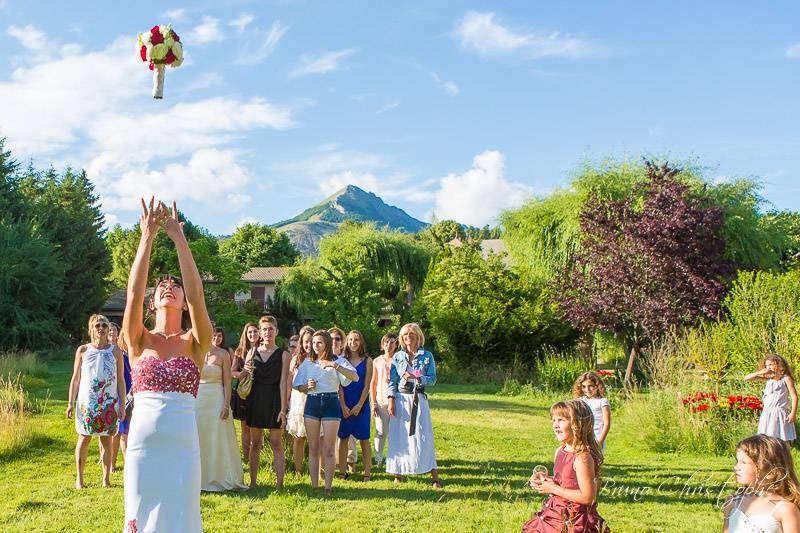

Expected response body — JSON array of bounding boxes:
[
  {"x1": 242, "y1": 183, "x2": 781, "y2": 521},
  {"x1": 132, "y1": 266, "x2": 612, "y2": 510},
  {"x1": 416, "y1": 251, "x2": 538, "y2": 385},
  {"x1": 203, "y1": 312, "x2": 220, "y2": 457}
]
[
  {"x1": 745, "y1": 354, "x2": 798, "y2": 442},
  {"x1": 524, "y1": 399, "x2": 610, "y2": 532},
  {"x1": 723, "y1": 434, "x2": 800, "y2": 532}
]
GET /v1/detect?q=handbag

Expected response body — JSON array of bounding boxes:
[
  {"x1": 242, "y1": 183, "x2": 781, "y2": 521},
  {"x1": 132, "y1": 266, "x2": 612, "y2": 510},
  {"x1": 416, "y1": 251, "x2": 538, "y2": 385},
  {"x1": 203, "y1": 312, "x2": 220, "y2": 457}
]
[
  {"x1": 237, "y1": 350, "x2": 255, "y2": 400},
  {"x1": 124, "y1": 392, "x2": 134, "y2": 419}
]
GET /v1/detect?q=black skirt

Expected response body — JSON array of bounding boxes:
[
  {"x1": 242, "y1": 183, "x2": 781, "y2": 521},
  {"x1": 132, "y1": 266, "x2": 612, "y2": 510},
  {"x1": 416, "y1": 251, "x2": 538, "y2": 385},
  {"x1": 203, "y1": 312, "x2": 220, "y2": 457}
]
[
  {"x1": 231, "y1": 379, "x2": 248, "y2": 421},
  {"x1": 244, "y1": 348, "x2": 283, "y2": 429}
]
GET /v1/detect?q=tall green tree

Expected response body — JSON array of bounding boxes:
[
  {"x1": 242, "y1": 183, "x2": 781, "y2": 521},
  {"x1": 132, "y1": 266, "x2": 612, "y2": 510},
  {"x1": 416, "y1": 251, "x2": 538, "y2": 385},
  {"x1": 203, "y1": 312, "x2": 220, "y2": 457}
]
[
  {"x1": 278, "y1": 222, "x2": 433, "y2": 352},
  {"x1": 18, "y1": 168, "x2": 110, "y2": 339},
  {"x1": 415, "y1": 244, "x2": 576, "y2": 366},
  {"x1": 219, "y1": 223, "x2": 300, "y2": 268},
  {"x1": 105, "y1": 214, "x2": 249, "y2": 336},
  {"x1": 0, "y1": 218, "x2": 66, "y2": 349}
]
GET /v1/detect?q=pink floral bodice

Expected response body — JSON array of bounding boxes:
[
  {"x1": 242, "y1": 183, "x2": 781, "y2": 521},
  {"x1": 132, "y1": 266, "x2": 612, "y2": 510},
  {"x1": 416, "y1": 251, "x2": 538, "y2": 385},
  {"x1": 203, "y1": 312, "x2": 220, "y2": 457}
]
[{"x1": 131, "y1": 356, "x2": 200, "y2": 397}]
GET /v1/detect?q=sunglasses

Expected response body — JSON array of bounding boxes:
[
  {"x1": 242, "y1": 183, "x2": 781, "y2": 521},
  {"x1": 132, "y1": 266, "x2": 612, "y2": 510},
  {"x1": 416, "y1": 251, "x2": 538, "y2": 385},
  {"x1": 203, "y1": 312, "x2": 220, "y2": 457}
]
[
  {"x1": 331, "y1": 337, "x2": 342, "y2": 341},
  {"x1": 94, "y1": 323, "x2": 110, "y2": 329}
]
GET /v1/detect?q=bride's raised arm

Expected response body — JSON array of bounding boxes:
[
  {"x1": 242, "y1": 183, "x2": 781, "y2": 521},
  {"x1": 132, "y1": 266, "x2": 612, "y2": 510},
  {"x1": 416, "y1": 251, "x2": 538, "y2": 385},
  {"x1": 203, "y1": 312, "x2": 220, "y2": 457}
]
[
  {"x1": 162, "y1": 201, "x2": 213, "y2": 364},
  {"x1": 122, "y1": 197, "x2": 162, "y2": 361}
]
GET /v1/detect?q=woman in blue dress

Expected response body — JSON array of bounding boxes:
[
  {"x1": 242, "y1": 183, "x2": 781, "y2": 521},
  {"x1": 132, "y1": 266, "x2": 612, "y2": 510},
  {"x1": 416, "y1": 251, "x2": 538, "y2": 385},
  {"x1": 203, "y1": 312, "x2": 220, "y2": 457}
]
[{"x1": 337, "y1": 330, "x2": 373, "y2": 480}]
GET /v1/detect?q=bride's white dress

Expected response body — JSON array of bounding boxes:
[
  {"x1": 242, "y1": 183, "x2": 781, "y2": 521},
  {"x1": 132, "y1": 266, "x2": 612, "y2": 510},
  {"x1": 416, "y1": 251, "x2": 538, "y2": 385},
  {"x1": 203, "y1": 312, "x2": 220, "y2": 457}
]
[{"x1": 124, "y1": 356, "x2": 202, "y2": 533}]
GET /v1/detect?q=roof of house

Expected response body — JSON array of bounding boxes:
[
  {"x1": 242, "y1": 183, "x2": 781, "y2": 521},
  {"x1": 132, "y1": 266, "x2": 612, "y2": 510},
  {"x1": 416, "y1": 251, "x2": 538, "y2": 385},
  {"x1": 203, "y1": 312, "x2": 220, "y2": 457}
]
[
  {"x1": 448, "y1": 238, "x2": 508, "y2": 261},
  {"x1": 241, "y1": 266, "x2": 288, "y2": 283}
]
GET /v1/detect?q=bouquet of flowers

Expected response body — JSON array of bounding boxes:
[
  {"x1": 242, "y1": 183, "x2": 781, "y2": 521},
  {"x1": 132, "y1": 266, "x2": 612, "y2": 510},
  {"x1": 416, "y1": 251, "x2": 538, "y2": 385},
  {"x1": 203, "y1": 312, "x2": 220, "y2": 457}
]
[{"x1": 137, "y1": 24, "x2": 184, "y2": 99}]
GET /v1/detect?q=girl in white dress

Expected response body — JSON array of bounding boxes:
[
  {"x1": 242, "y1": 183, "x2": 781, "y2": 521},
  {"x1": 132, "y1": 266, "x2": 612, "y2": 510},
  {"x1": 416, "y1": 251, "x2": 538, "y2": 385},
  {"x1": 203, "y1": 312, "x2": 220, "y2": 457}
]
[
  {"x1": 66, "y1": 314, "x2": 126, "y2": 489},
  {"x1": 573, "y1": 371, "x2": 611, "y2": 452},
  {"x1": 121, "y1": 198, "x2": 213, "y2": 533},
  {"x1": 745, "y1": 354, "x2": 798, "y2": 442},
  {"x1": 723, "y1": 435, "x2": 800, "y2": 532}
]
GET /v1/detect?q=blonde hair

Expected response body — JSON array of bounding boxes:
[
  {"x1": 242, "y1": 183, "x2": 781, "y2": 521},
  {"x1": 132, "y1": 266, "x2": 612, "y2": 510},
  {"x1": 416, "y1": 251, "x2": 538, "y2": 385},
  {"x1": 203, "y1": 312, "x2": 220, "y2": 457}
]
[
  {"x1": 736, "y1": 435, "x2": 800, "y2": 508},
  {"x1": 398, "y1": 323, "x2": 425, "y2": 352},
  {"x1": 550, "y1": 400, "x2": 603, "y2": 477},
  {"x1": 344, "y1": 330, "x2": 367, "y2": 360},
  {"x1": 761, "y1": 354, "x2": 795, "y2": 380},
  {"x1": 235, "y1": 322, "x2": 259, "y2": 359},
  {"x1": 88, "y1": 314, "x2": 110, "y2": 344},
  {"x1": 572, "y1": 371, "x2": 607, "y2": 399},
  {"x1": 258, "y1": 315, "x2": 279, "y2": 329}
]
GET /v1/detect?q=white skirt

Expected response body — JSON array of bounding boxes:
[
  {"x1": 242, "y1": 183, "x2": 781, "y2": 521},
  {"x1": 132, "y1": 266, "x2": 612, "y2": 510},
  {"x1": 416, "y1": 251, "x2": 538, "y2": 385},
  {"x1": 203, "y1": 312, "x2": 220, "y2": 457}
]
[
  {"x1": 287, "y1": 390, "x2": 307, "y2": 438},
  {"x1": 196, "y1": 383, "x2": 247, "y2": 492},
  {"x1": 124, "y1": 392, "x2": 202, "y2": 533},
  {"x1": 386, "y1": 393, "x2": 437, "y2": 475},
  {"x1": 758, "y1": 405, "x2": 797, "y2": 441}
]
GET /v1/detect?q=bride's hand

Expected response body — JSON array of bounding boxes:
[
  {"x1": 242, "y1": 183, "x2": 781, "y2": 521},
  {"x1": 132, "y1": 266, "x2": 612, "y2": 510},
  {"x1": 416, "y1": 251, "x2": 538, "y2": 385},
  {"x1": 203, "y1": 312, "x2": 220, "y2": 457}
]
[
  {"x1": 161, "y1": 201, "x2": 186, "y2": 241},
  {"x1": 139, "y1": 197, "x2": 164, "y2": 241}
]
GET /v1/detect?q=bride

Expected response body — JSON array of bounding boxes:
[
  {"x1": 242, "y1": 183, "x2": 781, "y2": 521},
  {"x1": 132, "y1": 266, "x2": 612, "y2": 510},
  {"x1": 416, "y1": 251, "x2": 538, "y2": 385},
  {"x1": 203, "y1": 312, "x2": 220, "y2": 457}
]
[{"x1": 121, "y1": 198, "x2": 212, "y2": 533}]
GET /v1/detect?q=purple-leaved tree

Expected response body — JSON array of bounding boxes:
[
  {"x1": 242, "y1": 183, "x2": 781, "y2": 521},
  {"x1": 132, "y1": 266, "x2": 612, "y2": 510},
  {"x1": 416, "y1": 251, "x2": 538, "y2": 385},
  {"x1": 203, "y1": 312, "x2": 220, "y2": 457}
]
[{"x1": 557, "y1": 161, "x2": 734, "y2": 388}]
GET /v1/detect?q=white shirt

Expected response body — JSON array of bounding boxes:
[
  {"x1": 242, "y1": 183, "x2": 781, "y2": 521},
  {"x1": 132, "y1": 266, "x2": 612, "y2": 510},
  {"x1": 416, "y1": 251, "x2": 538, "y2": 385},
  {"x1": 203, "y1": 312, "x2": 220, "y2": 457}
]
[
  {"x1": 292, "y1": 357, "x2": 356, "y2": 394},
  {"x1": 582, "y1": 396, "x2": 609, "y2": 437}
]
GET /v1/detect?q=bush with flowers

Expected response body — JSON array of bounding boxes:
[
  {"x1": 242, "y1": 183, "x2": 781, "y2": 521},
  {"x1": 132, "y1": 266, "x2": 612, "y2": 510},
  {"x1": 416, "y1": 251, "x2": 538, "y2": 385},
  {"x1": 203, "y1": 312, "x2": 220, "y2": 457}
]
[{"x1": 682, "y1": 391, "x2": 762, "y2": 415}]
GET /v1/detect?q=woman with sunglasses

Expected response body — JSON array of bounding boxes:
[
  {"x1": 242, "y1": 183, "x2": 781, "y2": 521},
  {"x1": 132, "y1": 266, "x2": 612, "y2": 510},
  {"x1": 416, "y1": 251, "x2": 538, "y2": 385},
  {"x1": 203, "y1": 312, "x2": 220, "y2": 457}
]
[{"x1": 66, "y1": 314, "x2": 126, "y2": 489}]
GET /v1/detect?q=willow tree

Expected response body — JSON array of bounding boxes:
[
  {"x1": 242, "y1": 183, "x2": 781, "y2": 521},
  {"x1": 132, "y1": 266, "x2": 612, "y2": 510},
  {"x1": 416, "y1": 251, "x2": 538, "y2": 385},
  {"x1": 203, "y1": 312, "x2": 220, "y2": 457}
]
[
  {"x1": 277, "y1": 222, "x2": 433, "y2": 351},
  {"x1": 501, "y1": 159, "x2": 788, "y2": 283}
]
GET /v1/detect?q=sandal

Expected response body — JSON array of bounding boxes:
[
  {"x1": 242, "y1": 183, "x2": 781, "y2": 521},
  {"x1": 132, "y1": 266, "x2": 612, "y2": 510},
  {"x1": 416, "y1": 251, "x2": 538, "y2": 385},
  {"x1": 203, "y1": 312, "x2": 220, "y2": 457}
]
[{"x1": 432, "y1": 480, "x2": 443, "y2": 489}]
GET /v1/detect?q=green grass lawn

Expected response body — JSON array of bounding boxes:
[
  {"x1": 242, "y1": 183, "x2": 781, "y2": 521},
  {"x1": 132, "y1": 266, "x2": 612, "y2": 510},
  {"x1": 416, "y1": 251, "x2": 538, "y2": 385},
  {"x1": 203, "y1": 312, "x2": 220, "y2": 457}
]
[{"x1": 0, "y1": 355, "x2": 735, "y2": 532}]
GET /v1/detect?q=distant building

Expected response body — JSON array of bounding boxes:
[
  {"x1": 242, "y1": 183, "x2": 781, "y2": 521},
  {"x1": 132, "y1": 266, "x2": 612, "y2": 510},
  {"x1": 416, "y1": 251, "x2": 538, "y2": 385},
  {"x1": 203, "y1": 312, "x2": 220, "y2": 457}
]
[
  {"x1": 448, "y1": 238, "x2": 509, "y2": 263},
  {"x1": 101, "y1": 266, "x2": 289, "y2": 318}
]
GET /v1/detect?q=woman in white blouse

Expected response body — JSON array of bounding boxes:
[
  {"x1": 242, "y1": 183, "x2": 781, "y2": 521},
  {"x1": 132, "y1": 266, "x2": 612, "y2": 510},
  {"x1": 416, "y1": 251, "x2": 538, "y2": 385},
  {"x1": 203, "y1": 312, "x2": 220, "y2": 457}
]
[{"x1": 292, "y1": 330, "x2": 358, "y2": 495}]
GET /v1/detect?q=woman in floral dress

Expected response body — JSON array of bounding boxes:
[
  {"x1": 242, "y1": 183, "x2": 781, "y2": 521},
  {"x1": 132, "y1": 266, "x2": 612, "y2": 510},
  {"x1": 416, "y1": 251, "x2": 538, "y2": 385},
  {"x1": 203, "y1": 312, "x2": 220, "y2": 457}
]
[{"x1": 66, "y1": 314, "x2": 126, "y2": 489}]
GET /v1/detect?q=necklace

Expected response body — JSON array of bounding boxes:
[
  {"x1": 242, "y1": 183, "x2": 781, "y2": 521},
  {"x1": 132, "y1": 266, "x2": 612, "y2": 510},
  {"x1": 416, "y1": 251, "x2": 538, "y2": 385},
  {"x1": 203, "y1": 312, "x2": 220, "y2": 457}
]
[{"x1": 154, "y1": 330, "x2": 184, "y2": 340}]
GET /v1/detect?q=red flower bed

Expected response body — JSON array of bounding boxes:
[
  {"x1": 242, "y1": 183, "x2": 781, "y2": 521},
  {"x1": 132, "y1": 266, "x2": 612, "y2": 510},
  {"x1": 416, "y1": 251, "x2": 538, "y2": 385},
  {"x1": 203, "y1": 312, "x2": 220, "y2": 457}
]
[{"x1": 682, "y1": 391, "x2": 762, "y2": 413}]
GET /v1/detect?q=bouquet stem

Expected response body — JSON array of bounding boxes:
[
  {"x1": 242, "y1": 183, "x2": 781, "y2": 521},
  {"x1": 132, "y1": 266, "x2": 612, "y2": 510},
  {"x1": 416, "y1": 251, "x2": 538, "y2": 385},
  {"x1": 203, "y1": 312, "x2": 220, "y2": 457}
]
[{"x1": 152, "y1": 64, "x2": 166, "y2": 99}]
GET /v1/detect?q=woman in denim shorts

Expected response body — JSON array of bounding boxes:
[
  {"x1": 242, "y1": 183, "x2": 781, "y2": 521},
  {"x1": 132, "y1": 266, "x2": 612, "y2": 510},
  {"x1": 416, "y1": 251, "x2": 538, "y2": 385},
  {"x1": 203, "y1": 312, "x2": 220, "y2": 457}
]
[{"x1": 292, "y1": 330, "x2": 358, "y2": 495}]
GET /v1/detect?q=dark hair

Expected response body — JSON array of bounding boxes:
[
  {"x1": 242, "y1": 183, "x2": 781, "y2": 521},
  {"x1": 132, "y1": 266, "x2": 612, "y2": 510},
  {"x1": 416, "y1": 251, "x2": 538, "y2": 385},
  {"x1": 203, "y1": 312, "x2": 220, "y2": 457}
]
[
  {"x1": 148, "y1": 274, "x2": 190, "y2": 329},
  {"x1": 312, "y1": 330, "x2": 333, "y2": 362},
  {"x1": 213, "y1": 326, "x2": 226, "y2": 347}
]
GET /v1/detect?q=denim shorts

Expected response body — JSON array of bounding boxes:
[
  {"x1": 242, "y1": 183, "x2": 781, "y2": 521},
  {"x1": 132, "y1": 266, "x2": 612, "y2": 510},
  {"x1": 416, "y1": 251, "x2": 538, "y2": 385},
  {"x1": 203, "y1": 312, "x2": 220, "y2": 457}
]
[{"x1": 304, "y1": 392, "x2": 342, "y2": 421}]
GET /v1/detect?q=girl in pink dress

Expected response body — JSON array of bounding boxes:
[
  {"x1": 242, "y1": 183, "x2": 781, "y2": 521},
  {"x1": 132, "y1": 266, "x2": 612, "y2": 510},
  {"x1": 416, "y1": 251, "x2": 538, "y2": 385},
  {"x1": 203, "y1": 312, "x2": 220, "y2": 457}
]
[
  {"x1": 523, "y1": 399, "x2": 610, "y2": 533},
  {"x1": 121, "y1": 199, "x2": 213, "y2": 533}
]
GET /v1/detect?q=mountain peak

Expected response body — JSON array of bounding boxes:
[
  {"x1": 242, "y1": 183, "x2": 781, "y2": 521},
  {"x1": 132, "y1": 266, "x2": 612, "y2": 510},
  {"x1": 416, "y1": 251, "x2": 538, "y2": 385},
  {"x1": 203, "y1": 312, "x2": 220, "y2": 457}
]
[{"x1": 273, "y1": 185, "x2": 427, "y2": 256}]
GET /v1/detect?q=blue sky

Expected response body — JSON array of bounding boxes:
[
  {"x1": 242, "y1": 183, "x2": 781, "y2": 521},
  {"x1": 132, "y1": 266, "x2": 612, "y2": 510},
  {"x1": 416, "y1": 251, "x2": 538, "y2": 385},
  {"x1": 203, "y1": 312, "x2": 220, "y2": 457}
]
[{"x1": 1, "y1": 1, "x2": 798, "y2": 234}]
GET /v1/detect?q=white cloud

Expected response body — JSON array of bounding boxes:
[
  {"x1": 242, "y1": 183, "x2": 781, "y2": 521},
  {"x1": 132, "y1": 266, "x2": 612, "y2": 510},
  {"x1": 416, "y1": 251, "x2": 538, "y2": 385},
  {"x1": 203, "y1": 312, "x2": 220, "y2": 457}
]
[
  {"x1": 376, "y1": 99, "x2": 400, "y2": 114},
  {"x1": 431, "y1": 72, "x2": 459, "y2": 95},
  {"x1": 452, "y1": 11, "x2": 605, "y2": 60},
  {"x1": 434, "y1": 150, "x2": 533, "y2": 226},
  {"x1": 0, "y1": 34, "x2": 295, "y2": 226},
  {"x1": 289, "y1": 48, "x2": 356, "y2": 78},
  {"x1": 104, "y1": 149, "x2": 252, "y2": 212},
  {"x1": 230, "y1": 13, "x2": 256, "y2": 32},
  {"x1": 232, "y1": 216, "x2": 259, "y2": 231},
  {"x1": 318, "y1": 171, "x2": 382, "y2": 196},
  {"x1": 786, "y1": 43, "x2": 800, "y2": 59},
  {"x1": 7, "y1": 24, "x2": 47, "y2": 50},
  {"x1": 235, "y1": 21, "x2": 289, "y2": 65},
  {"x1": 161, "y1": 8, "x2": 187, "y2": 22},
  {"x1": 189, "y1": 16, "x2": 225, "y2": 44},
  {"x1": 181, "y1": 72, "x2": 224, "y2": 92}
]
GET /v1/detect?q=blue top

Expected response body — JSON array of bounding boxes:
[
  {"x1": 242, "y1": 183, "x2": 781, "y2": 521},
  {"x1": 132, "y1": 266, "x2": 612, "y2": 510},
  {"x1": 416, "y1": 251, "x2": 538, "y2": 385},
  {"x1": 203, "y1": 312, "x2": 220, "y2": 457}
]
[{"x1": 387, "y1": 348, "x2": 436, "y2": 398}]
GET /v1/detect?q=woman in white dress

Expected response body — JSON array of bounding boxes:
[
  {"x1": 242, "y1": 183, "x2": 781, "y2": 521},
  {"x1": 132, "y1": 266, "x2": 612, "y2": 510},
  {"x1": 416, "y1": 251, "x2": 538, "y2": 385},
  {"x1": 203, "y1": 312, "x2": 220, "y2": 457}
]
[
  {"x1": 121, "y1": 198, "x2": 213, "y2": 533},
  {"x1": 386, "y1": 323, "x2": 442, "y2": 488},
  {"x1": 66, "y1": 314, "x2": 126, "y2": 489},
  {"x1": 196, "y1": 334, "x2": 247, "y2": 491},
  {"x1": 286, "y1": 326, "x2": 315, "y2": 474}
]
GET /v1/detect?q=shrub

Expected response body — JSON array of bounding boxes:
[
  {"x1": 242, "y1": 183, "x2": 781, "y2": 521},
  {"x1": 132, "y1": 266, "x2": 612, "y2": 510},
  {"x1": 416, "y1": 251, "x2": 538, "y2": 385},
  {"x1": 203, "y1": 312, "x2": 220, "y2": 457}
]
[
  {"x1": 534, "y1": 351, "x2": 593, "y2": 392},
  {"x1": 0, "y1": 375, "x2": 46, "y2": 458},
  {"x1": 633, "y1": 387, "x2": 762, "y2": 455}
]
